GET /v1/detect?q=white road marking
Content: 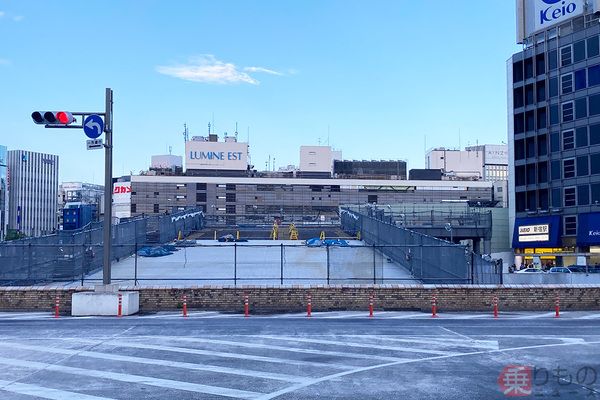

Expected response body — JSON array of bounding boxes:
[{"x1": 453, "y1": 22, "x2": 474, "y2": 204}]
[
  {"x1": 0, "y1": 356, "x2": 262, "y2": 399},
  {"x1": 514, "y1": 312, "x2": 557, "y2": 319},
  {"x1": 0, "y1": 379, "x2": 116, "y2": 400},
  {"x1": 68, "y1": 338, "x2": 356, "y2": 370},
  {"x1": 137, "y1": 311, "x2": 218, "y2": 319},
  {"x1": 253, "y1": 339, "x2": 600, "y2": 400},
  {"x1": 0, "y1": 342, "x2": 308, "y2": 383},
  {"x1": 579, "y1": 313, "x2": 600, "y2": 320},
  {"x1": 387, "y1": 313, "x2": 429, "y2": 319},
  {"x1": 439, "y1": 327, "x2": 474, "y2": 341},
  {"x1": 320, "y1": 313, "x2": 370, "y2": 319},
  {"x1": 336, "y1": 335, "x2": 499, "y2": 350},
  {"x1": 147, "y1": 336, "x2": 410, "y2": 363},
  {"x1": 253, "y1": 335, "x2": 455, "y2": 356}
]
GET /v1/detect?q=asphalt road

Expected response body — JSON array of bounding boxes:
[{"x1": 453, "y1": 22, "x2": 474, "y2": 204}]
[{"x1": 0, "y1": 311, "x2": 599, "y2": 399}]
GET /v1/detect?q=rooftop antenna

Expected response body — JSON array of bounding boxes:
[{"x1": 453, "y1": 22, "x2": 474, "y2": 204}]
[
  {"x1": 168, "y1": 146, "x2": 172, "y2": 155},
  {"x1": 235, "y1": 122, "x2": 239, "y2": 140},
  {"x1": 211, "y1": 113, "x2": 215, "y2": 134},
  {"x1": 183, "y1": 123, "x2": 189, "y2": 143},
  {"x1": 458, "y1": 128, "x2": 461, "y2": 150},
  {"x1": 327, "y1": 125, "x2": 330, "y2": 146}
]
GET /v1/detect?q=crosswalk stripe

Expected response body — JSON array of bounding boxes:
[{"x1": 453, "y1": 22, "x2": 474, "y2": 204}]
[
  {"x1": 336, "y1": 335, "x2": 498, "y2": 350},
  {"x1": 0, "y1": 379, "x2": 115, "y2": 400},
  {"x1": 578, "y1": 313, "x2": 600, "y2": 319},
  {"x1": 0, "y1": 342, "x2": 308, "y2": 383},
  {"x1": 0, "y1": 356, "x2": 262, "y2": 399},
  {"x1": 254, "y1": 335, "x2": 455, "y2": 356},
  {"x1": 514, "y1": 312, "x2": 557, "y2": 319},
  {"x1": 148, "y1": 336, "x2": 410, "y2": 363},
  {"x1": 69, "y1": 338, "x2": 355, "y2": 370}
]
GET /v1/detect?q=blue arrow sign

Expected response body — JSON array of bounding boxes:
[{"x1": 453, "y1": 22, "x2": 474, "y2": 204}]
[{"x1": 83, "y1": 115, "x2": 104, "y2": 139}]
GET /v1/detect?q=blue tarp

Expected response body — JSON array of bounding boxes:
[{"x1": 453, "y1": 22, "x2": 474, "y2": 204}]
[
  {"x1": 305, "y1": 238, "x2": 349, "y2": 247},
  {"x1": 137, "y1": 245, "x2": 176, "y2": 257}
]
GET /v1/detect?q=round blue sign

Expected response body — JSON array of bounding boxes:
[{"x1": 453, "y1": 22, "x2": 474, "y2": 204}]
[{"x1": 83, "y1": 115, "x2": 104, "y2": 139}]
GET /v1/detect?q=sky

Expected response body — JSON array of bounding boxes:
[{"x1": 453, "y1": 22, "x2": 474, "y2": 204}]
[{"x1": 0, "y1": 0, "x2": 522, "y2": 184}]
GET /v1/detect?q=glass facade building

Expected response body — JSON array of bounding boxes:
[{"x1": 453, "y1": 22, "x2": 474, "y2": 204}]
[
  {"x1": 0, "y1": 145, "x2": 7, "y2": 240},
  {"x1": 509, "y1": 12, "x2": 600, "y2": 265}
]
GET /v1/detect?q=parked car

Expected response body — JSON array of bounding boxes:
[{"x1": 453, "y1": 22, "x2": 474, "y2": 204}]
[
  {"x1": 566, "y1": 265, "x2": 588, "y2": 273},
  {"x1": 548, "y1": 267, "x2": 572, "y2": 273},
  {"x1": 516, "y1": 268, "x2": 544, "y2": 273}
]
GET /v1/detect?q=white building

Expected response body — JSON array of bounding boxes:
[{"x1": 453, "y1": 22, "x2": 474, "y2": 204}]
[
  {"x1": 151, "y1": 155, "x2": 183, "y2": 170},
  {"x1": 299, "y1": 146, "x2": 342, "y2": 177},
  {"x1": 7, "y1": 150, "x2": 59, "y2": 237}
]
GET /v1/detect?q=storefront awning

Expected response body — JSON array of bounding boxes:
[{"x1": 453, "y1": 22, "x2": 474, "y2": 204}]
[
  {"x1": 512, "y1": 215, "x2": 561, "y2": 248},
  {"x1": 577, "y1": 212, "x2": 600, "y2": 246}
]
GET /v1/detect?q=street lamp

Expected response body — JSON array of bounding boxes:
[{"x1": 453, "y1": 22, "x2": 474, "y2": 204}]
[{"x1": 445, "y1": 222, "x2": 453, "y2": 244}]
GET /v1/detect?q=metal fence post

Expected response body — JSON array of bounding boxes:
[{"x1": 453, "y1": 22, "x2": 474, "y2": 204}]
[
  {"x1": 81, "y1": 243, "x2": 86, "y2": 286},
  {"x1": 234, "y1": 242, "x2": 237, "y2": 287},
  {"x1": 280, "y1": 243, "x2": 284, "y2": 285},
  {"x1": 326, "y1": 244, "x2": 330, "y2": 285},
  {"x1": 134, "y1": 241, "x2": 138, "y2": 286},
  {"x1": 27, "y1": 243, "x2": 32, "y2": 282}
]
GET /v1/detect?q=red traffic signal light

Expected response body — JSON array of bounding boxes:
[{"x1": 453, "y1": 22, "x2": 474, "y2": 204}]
[{"x1": 31, "y1": 111, "x2": 75, "y2": 125}]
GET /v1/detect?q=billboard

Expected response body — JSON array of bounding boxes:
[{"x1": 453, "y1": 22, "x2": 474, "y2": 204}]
[
  {"x1": 185, "y1": 141, "x2": 248, "y2": 171},
  {"x1": 484, "y1": 145, "x2": 508, "y2": 165},
  {"x1": 113, "y1": 182, "x2": 131, "y2": 219},
  {"x1": 517, "y1": 0, "x2": 588, "y2": 43}
]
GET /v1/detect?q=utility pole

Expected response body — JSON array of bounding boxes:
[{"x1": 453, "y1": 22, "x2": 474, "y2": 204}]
[{"x1": 103, "y1": 88, "x2": 113, "y2": 284}]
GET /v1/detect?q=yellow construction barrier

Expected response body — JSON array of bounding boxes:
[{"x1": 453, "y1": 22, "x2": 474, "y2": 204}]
[
  {"x1": 356, "y1": 231, "x2": 361, "y2": 240},
  {"x1": 271, "y1": 223, "x2": 279, "y2": 240},
  {"x1": 236, "y1": 230, "x2": 240, "y2": 240},
  {"x1": 178, "y1": 230, "x2": 183, "y2": 241},
  {"x1": 289, "y1": 223, "x2": 298, "y2": 240},
  {"x1": 320, "y1": 231, "x2": 325, "y2": 240}
]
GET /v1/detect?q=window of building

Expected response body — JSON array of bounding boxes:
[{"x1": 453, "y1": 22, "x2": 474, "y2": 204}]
[
  {"x1": 552, "y1": 188, "x2": 562, "y2": 207},
  {"x1": 153, "y1": 204, "x2": 159, "y2": 213},
  {"x1": 538, "y1": 162, "x2": 548, "y2": 183},
  {"x1": 564, "y1": 187, "x2": 576, "y2": 206},
  {"x1": 562, "y1": 102, "x2": 574, "y2": 122},
  {"x1": 550, "y1": 132, "x2": 560, "y2": 152},
  {"x1": 513, "y1": 60, "x2": 524, "y2": 82},
  {"x1": 515, "y1": 139, "x2": 525, "y2": 160},
  {"x1": 539, "y1": 189, "x2": 549, "y2": 210},
  {"x1": 525, "y1": 84, "x2": 534, "y2": 105},
  {"x1": 537, "y1": 107, "x2": 547, "y2": 129},
  {"x1": 575, "y1": 98, "x2": 587, "y2": 119},
  {"x1": 196, "y1": 192, "x2": 206, "y2": 202},
  {"x1": 563, "y1": 158, "x2": 575, "y2": 178},
  {"x1": 226, "y1": 193, "x2": 236, "y2": 202},
  {"x1": 589, "y1": 94, "x2": 600, "y2": 116},
  {"x1": 226, "y1": 184, "x2": 236, "y2": 191},
  {"x1": 525, "y1": 57, "x2": 534, "y2": 79},
  {"x1": 515, "y1": 166, "x2": 526, "y2": 186},
  {"x1": 591, "y1": 124, "x2": 600, "y2": 145},
  {"x1": 367, "y1": 195, "x2": 378, "y2": 204},
  {"x1": 525, "y1": 110, "x2": 535, "y2": 131},
  {"x1": 536, "y1": 53, "x2": 545, "y2": 75},
  {"x1": 527, "y1": 191, "x2": 537, "y2": 211},
  {"x1": 574, "y1": 40, "x2": 586, "y2": 62},
  {"x1": 550, "y1": 105, "x2": 559, "y2": 125},
  {"x1": 589, "y1": 65, "x2": 600, "y2": 87},
  {"x1": 527, "y1": 164, "x2": 536, "y2": 184},
  {"x1": 588, "y1": 36, "x2": 600, "y2": 58},
  {"x1": 538, "y1": 134, "x2": 548, "y2": 156},
  {"x1": 196, "y1": 183, "x2": 207, "y2": 191},
  {"x1": 560, "y1": 45, "x2": 572, "y2": 66},
  {"x1": 536, "y1": 80, "x2": 546, "y2": 102},
  {"x1": 548, "y1": 49, "x2": 558, "y2": 71},
  {"x1": 575, "y1": 69, "x2": 587, "y2": 90},
  {"x1": 175, "y1": 195, "x2": 185, "y2": 199},
  {"x1": 225, "y1": 205, "x2": 236, "y2": 214},
  {"x1": 562, "y1": 130, "x2": 575, "y2": 150},
  {"x1": 551, "y1": 160, "x2": 561, "y2": 180},
  {"x1": 331, "y1": 185, "x2": 341, "y2": 192},
  {"x1": 516, "y1": 192, "x2": 526, "y2": 212},
  {"x1": 130, "y1": 203, "x2": 136, "y2": 213},
  {"x1": 154, "y1": 191, "x2": 159, "y2": 196},
  {"x1": 549, "y1": 77, "x2": 558, "y2": 97},
  {"x1": 564, "y1": 216, "x2": 577, "y2": 236},
  {"x1": 577, "y1": 155, "x2": 589, "y2": 176},
  {"x1": 576, "y1": 127, "x2": 588, "y2": 147},
  {"x1": 513, "y1": 87, "x2": 524, "y2": 108},
  {"x1": 561, "y1": 73, "x2": 573, "y2": 94},
  {"x1": 578, "y1": 185, "x2": 590, "y2": 205},
  {"x1": 526, "y1": 137, "x2": 535, "y2": 158},
  {"x1": 592, "y1": 183, "x2": 600, "y2": 204}
]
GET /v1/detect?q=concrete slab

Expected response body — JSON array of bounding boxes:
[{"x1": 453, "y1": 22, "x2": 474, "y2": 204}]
[{"x1": 72, "y1": 291, "x2": 139, "y2": 316}]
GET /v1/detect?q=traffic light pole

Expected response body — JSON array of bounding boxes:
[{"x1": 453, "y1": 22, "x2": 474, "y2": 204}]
[{"x1": 102, "y1": 88, "x2": 113, "y2": 285}]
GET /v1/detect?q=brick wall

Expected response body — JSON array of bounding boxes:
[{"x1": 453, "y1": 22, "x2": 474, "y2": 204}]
[{"x1": 0, "y1": 285, "x2": 599, "y2": 314}]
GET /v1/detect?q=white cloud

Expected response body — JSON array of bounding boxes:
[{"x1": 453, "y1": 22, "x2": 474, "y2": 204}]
[
  {"x1": 156, "y1": 55, "x2": 286, "y2": 85},
  {"x1": 13, "y1": 15, "x2": 23, "y2": 22},
  {"x1": 0, "y1": 59, "x2": 9, "y2": 65},
  {"x1": 0, "y1": 11, "x2": 5, "y2": 18},
  {"x1": 243, "y1": 66, "x2": 283, "y2": 76}
]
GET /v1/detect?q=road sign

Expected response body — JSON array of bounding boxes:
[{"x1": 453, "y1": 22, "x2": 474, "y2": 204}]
[
  {"x1": 83, "y1": 114, "x2": 104, "y2": 139},
  {"x1": 86, "y1": 138, "x2": 103, "y2": 150}
]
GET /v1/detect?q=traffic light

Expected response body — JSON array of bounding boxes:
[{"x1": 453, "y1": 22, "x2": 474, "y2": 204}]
[{"x1": 31, "y1": 111, "x2": 75, "y2": 125}]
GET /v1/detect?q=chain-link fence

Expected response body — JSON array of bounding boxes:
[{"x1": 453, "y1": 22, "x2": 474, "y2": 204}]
[
  {"x1": 340, "y1": 207, "x2": 501, "y2": 284},
  {"x1": 0, "y1": 209, "x2": 204, "y2": 285}
]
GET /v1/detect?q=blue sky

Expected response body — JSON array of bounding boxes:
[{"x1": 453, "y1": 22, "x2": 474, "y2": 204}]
[{"x1": 0, "y1": 0, "x2": 521, "y2": 183}]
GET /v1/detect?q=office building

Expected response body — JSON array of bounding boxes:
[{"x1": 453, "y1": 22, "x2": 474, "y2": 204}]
[
  {"x1": 7, "y1": 150, "x2": 59, "y2": 237},
  {"x1": 57, "y1": 182, "x2": 104, "y2": 227},
  {"x1": 510, "y1": 0, "x2": 600, "y2": 266},
  {"x1": 0, "y1": 145, "x2": 7, "y2": 240},
  {"x1": 333, "y1": 160, "x2": 407, "y2": 180},
  {"x1": 425, "y1": 145, "x2": 508, "y2": 182}
]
